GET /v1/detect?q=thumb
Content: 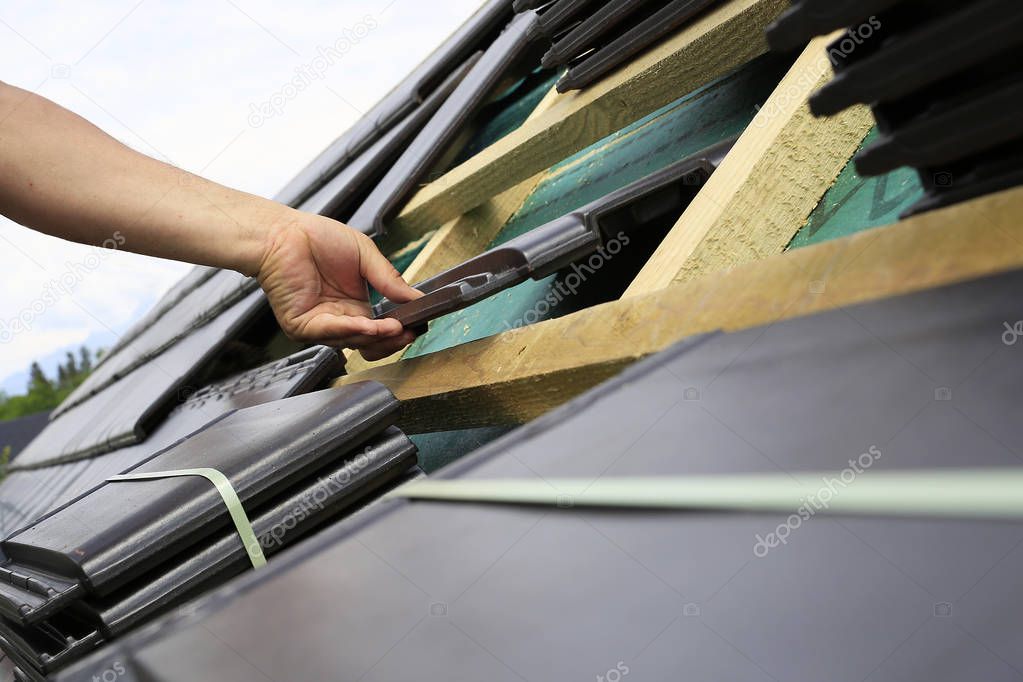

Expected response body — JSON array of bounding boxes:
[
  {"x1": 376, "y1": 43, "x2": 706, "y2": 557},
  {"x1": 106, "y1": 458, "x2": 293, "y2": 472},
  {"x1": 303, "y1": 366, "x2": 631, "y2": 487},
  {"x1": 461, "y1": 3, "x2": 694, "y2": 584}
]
[{"x1": 357, "y1": 234, "x2": 422, "y2": 303}]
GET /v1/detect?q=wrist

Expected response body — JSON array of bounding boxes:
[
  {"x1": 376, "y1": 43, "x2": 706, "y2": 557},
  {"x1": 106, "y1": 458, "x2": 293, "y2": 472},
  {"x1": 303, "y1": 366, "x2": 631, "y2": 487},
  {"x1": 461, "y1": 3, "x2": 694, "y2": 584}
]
[{"x1": 233, "y1": 201, "x2": 300, "y2": 278}]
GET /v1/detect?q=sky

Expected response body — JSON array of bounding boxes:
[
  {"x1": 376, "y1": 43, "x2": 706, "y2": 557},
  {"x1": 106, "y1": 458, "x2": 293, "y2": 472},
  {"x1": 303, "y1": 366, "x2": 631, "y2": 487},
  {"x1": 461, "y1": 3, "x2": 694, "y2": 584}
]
[{"x1": 0, "y1": 0, "x2": 483, "y2": 394}]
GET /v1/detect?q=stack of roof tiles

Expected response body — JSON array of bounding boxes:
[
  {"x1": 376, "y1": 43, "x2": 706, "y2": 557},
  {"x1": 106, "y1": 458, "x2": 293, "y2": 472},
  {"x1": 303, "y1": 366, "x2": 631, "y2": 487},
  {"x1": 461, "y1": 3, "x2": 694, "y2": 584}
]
[
  {"x1": 516, "y1": 0, "x2": 724, "y2": 91},
  {"x1": 766, "y1": 0, "x2": 1023, "y2": 216},
  {"x1": 0, "y1": 275, "x2": 421, "y2": 678}
]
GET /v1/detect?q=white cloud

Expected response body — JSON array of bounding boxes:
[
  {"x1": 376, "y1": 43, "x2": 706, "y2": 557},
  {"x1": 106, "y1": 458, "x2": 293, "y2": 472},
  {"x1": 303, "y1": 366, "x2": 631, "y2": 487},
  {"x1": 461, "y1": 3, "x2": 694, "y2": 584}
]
[{"x1": 0, "y1": 0, "x2": 484, "y2": 391}]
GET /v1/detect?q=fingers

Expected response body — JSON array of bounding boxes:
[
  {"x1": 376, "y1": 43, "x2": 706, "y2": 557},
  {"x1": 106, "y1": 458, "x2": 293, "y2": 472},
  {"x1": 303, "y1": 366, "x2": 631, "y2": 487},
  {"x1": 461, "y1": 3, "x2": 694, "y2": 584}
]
[
  {"x1": 290, "y1": 311, "x2": 404, "y2": 344},
  {"x1": 356, "y1": 331, "x2": 418, "y2": 361},
  {"x1": 356, "y1": 234, "x2": 423, "y2": 303},
  {"x1": 315, "y1": 330, "x2": 416, "y2": 359}
]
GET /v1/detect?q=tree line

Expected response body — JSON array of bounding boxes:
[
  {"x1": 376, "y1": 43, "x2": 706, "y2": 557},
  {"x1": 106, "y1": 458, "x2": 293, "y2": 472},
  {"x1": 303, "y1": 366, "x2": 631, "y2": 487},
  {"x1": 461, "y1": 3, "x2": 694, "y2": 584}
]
[{"x1": 0, "y1": 346, "x2": 99, "y2": 420}]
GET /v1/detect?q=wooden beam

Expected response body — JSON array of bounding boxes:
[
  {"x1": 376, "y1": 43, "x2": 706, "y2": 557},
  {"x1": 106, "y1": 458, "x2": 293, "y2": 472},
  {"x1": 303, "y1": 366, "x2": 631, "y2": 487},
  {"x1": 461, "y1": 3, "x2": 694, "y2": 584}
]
[
  {"x1": 623, "y1": 32, "x2": 874, "y2": 297},
  {"x1": 335, "y1": 187, "x2": 1023, "y2": 433},
  {"x1": 378, "y1": 0, "x2": 789, "y2": 255}
]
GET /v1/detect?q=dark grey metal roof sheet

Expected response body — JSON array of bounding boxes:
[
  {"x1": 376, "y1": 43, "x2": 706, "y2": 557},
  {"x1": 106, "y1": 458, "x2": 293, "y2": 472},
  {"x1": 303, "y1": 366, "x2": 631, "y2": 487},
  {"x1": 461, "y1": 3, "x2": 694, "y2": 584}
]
[{"x1": 61, "y1": 267, "x2": 1023, "y2": 682}]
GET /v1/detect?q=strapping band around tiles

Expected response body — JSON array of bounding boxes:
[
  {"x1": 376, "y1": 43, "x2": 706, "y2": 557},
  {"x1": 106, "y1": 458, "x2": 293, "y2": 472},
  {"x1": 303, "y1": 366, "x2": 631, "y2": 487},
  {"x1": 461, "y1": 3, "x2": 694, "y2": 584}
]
[
  {"x1": 387, "y1": 469, "x2": 1023, "y2": 519},
  {"x1": 107, "y1": 468, "x2": 267, "y2": 569}
]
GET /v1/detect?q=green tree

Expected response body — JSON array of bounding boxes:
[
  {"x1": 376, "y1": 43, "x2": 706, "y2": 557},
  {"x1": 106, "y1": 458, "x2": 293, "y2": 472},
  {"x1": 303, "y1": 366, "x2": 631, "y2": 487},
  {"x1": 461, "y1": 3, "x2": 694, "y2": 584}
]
[
  {"x1": 79, "y1": 346, "x2": 92, "y2": 374},
  {"x1": 28, "y1": 361, "x2": 52, "y2": 393},
  {"x1": 0, "y1": 347, "x2": 100, "y2": 421}
]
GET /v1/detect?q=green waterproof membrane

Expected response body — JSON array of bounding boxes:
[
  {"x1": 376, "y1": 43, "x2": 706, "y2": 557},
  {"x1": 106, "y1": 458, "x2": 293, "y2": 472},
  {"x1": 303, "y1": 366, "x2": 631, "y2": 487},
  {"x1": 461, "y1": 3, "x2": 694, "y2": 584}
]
[{"x1": 787, "y1": 127, "x2": 924, "y2": 249}]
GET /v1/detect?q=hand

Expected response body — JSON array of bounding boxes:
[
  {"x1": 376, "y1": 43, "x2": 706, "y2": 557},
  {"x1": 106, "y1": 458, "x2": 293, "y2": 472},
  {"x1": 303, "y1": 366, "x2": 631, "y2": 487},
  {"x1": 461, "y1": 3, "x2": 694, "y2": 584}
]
[{"x1": 256, "y1": 213, "x2": 421, "y2": 361}]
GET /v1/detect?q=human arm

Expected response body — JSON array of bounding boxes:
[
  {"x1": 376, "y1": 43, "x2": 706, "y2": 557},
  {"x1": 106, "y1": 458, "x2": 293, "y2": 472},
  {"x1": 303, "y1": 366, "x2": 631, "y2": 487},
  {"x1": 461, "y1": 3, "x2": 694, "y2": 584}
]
[{"x1": 0, "y1": 81, "x2": 419, "y2": 359}]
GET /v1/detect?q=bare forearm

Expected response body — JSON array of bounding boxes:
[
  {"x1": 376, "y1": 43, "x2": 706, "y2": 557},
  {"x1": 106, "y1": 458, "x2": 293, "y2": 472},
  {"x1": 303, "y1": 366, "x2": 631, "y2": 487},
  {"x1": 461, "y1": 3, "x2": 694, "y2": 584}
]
[{"x1": 0, "y1": 81, "x2": 293, "y2": 275}]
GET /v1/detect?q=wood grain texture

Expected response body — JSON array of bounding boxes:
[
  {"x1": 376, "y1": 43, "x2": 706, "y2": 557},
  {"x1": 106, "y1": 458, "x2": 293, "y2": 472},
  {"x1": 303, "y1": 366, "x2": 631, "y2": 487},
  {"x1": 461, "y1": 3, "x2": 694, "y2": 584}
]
[
  {"x1": 623, "y1": 33, "x2": 875, "y2": 297},
  {"x1": 379, "y1": 0, "x2": 789, "y2": 254},
  {"x1": 335, "y1": 186, "x2": 1023, "y2": 432}
]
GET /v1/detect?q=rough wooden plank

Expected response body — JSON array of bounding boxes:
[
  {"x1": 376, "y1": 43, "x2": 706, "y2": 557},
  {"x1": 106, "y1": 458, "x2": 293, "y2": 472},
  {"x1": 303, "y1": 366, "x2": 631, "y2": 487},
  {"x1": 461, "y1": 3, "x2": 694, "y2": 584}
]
[
  {"x1": 787, "y1": 127, "x2": 923, "y2": 249},
  {"x1": 335, "y1": 187, "x2": 1023, "y2": 432},
  {"x1": 623, "y1": 32, "x2": 875, "y2": 297},
  {"x1": 379, "y1": 0, "x2": 788, "y2": 255}
]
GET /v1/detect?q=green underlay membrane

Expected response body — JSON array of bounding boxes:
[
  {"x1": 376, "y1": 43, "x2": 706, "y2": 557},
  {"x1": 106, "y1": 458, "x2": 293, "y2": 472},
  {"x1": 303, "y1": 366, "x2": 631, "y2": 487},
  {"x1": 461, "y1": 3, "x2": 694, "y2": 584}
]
[
  {"x1": 405, "y1": 52, "x2": 795, "y2": 471},
  {"x1": 787, "y1": 127, "x2": 924, "y2": 249}
]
